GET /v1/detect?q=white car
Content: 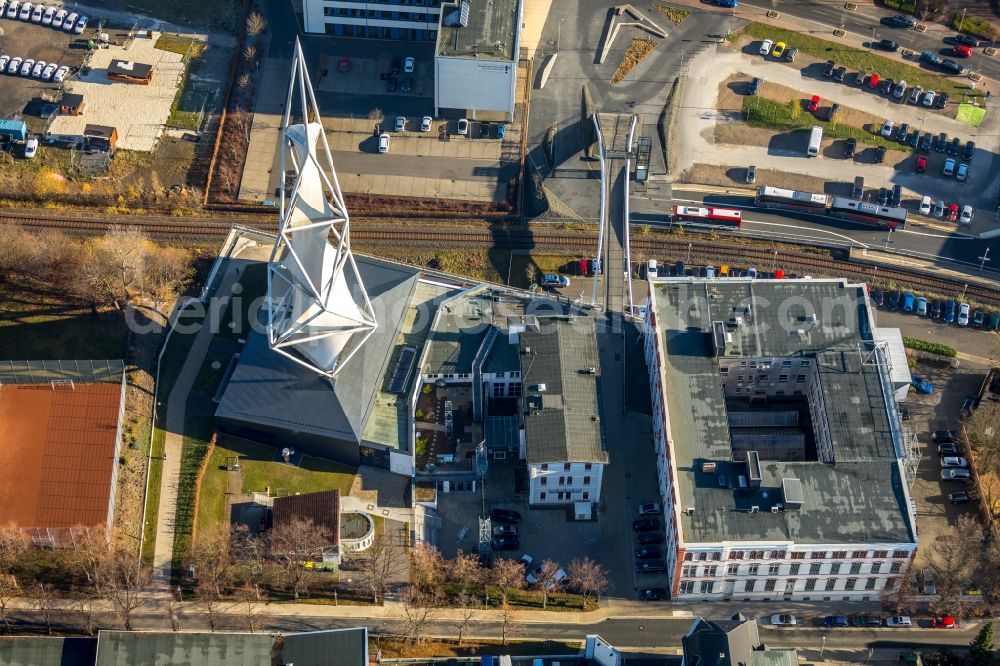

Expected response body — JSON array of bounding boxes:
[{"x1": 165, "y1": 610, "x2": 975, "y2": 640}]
[
  {"x1": 20, "y1": 58, "x2": 35, "y2": 76},
  {"x1": 53, "y1": 64, "x2": 69, "y2": 82},
  {"x1": 759, "y1": 39, "x2": 774, "y2": 56},
  {"x1": 30, "y1": 3, "x2": 42, "y2": 22},
  {"x1": 771, "y1": 614, "x2": 797, "y2": 626},
  {"x1": 885, "y1": 616, "x2": 912, "y2": 628},
  {"x1": 457, "y1": 118, "x2": 469, "y2": 135},
  {"x1": 394, "y1": 116, "x2": 406, "y2": 132},
  {"x1": 922, "y1": 90, "x2": 936, "y2": 107},
  {"x1": 957, "y1": 303, "x2": 970, "y2": 326},
  {"x1": 41, "y1": 5, "x2": 54, "y2": 24},
  {"x1": 919, "y1": 196, "x2": 932, "y2": 215},
  {"x1": 880, "y1": 120, "x2": 894, "y2": 138},
  {"x1": 959, "y1": 205, "x2": 974, "y2": 225},
  {"x1": 63, "y1": 11, "x2": 77, "y2": 31},
  {"x1": 31, "y1": 59, "x2": 45, "y2": 78},
  {"x1": 18, "y1": 1, "x2": 32, "y2": 20},
  {"x1": 5, "y1": 0, "x2": 19, "y2": 19},
  {"x1": 638, "y1": 502, "x2": 661, "y2": 516},
  {"x1": 403, "y1": 56, "x2": 415, "y2": 73},
  {"x1": 41, "y1": 62, "x2": 56, "y2": 80},
  {"x1": 378, "y1": 132, "x2": 390, "y2": 153},
  {"x1": 941, "y1": 456, "x2": 969, "y2": 468},
  {"x1": 420, "y1": 115, "x2": 432, "y2": 132},
  {"x1": 74, "y1": 15, "x2": 87, "y2": 33},
  {"x1": 23, "y1": 138, "x2": 38, "y2": 159},
  {"x1": 7, "y1": 57, "x2": 23, "y2": 75},
  {"x1": 0, "y1": 56, "x2": 9, "y2": 74},
  {"x1": 52, "y1": 7, "x2": 66, "y2": 27}
]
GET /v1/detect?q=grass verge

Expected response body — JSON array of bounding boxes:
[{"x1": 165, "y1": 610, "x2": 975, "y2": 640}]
[
  {"x1": 741, "y1": 22, "x2": 982, "y2": 99},
  {"x1": 743, "y1": 96, "x2": 910, "y2": 151},
  {"x1": 171, "y1": 414, "x2": 217, "y2": 566},
  {"x1": 655, "y1": 5, "x2": 690, "y2": 24},
  {"x1": 952, "y1": 13, "x2": 998, "y2": 42},
  {"x1": 375, "y1": 638, "x2": 582, "y2": 659}
]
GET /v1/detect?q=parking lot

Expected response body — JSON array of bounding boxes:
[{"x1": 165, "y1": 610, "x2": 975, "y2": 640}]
[{"x1": 0, "y1": 11, "x2": 88, "y2": 133}]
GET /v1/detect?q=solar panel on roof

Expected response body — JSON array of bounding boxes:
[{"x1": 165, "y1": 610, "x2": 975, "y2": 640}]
[{"x1": 387, "y1": 346, "x2": 416, "y2": 394}]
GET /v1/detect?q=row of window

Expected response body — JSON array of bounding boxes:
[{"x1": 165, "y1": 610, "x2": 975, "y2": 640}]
[
  {"x1": 685, "y1": 549, "x2": 910, "y2": 562},
  {"x1": 678, "y1": 576, "x2": 893, "y2": 595},
  {"x1": 540, "y1": 463, "x2": 594, "y2": 471},
  {"x1": 322, "y1": 0, "x2": 441, "y2": 5},
  {"x1": 682, "y1": 561, "x2": 903, "y2": 577},
  {"x1": 323, "y1": 7, "x2": 434, "y2": 20},
  {"x1": 730, "y1": 359, "x2": 812, "y2": 369},
  {"x1": 539, "y1": 491, "x2": 589, "y2": 501},
  {"x1": 539, "y1": 476, "x2": 592, "y2": 486}
]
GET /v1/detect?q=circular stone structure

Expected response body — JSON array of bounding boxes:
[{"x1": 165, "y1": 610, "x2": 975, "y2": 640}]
[{"x1": 340, "y1": 511, "x2": 375, "y2": 552}]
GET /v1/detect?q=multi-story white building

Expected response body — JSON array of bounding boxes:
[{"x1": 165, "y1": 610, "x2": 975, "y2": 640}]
[
  {"x1": 643, "y1": 277, "x2": 918, "y2": 600},
  {"x1": 521, "y1": 321, "x2": 608, "y2": 509},
  {"x1": 301, "y1": 0, "x2": 443, "y2": 41}
]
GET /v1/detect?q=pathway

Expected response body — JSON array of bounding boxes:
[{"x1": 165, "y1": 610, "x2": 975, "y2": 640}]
[{"x1": 151, "y1": 261, "x2": 243, "y2": 586}]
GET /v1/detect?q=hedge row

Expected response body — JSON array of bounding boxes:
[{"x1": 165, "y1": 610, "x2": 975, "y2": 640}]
[
  {"x1": 952, "y1": 13, "x2": 999, "y2": 41},
  {"x1": 903, "y1": 336, "x2": 958, "y2": 358}
]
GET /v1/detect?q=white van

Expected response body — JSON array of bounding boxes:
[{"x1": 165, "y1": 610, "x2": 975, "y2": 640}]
[
  {"x1": 807, "y1": 126, "x2": 823, "y2": 157},
  {"x1": 646, "y1": 259, "x2": 658, "y2": 279}
]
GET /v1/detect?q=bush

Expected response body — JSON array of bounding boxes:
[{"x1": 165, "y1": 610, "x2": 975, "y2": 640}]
[
  {"x1": 952, "y1": 13, "x2": 999, "y2": 41},
  {"x1": 903, "y1": 337, "x2": 957, "y2": 358},
  {"x1": 880, "y1": 0, "x2": 916, "y2": 11}
]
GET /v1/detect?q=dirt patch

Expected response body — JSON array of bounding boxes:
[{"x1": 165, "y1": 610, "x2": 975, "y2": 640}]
[
  {"x1": 718, "y1": 74, "x2": 747, "y2": 112},
  {"x1": 612, "y1": 38, "x2": 657, "y2": 85},
  {"x1": 686, "y1": 162, "x2": 835, "y2": 195},
  {"x1": 654, "y1": 5, "x2": 690, "y2": 24}
]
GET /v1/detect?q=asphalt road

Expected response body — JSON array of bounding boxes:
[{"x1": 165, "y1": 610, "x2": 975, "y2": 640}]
[
  {"x1": 630, "y1": 187, "x2": 1000, "y2": 276},
  {"x1": 739, "y1": 0, "x2": 1000, "y2": 82},
  {"x1": 329, "y1": 151, "x2": 508, "y2": 182}
]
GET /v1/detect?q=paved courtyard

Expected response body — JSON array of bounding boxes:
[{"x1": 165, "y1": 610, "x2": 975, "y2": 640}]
[{"x1": 47, "y1": 32, "x2": 186, "y2": 151}]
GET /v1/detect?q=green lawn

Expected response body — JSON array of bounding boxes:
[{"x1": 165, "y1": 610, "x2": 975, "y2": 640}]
[
  {"x1": 743, "y1": 23, "x2": 983, "y2": 100},
  {"x1": 162, "y1": 37, "x2": 214, "y2": 131},
  {"x1": 743, "y1": 96, "x2": 911, "y2": 151},
  {"x1": 0, "y1": 280, "x2": 128, "y2": 360},
  {"x1": 171, "y1": 414, "x2": 217, "y2": 567},
  {"x1": 196, "y1": 436, "x2": 357, "y2": 543}
]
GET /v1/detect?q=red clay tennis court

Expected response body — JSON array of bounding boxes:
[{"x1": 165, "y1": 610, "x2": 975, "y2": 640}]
[{"x1": 0, "y1": 381, "x2": 123, "y2": 531}]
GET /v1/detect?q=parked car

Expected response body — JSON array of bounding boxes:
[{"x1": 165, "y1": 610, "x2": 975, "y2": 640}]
[
  {"x1": 635, "y1": 560, "x2": 665, "y2": 574},
  {"x1": 935, "y1": 132, "x2": 948, "y2": 152},
  {"x1": 73, "y1": 15, "x2": 87, "y2": 33},
  {"x1": 886, "y1": 290, "x2": 900, "y2": 310},
  {"x1": 854, "y1": 615, "x2": 883, "y2": 628},
  {"x1": 746, "y1": 165, "x2": 757, "y2": 183},
  {"x1": 932, "y1": 199, "x2": 945, "y2": 217},
  {"x1": 747, "y1": 77, "x2": 761, "y2": 95},
  {"x1": 759, "y1": 39, "x2": 773, "y2": 56},
  {"x1": 4, "y1": 1, "x2": 18, "y2": 19},
  {"x1": 492, "y1": 523, "x2": 517, "y2": 538},
  {"x1": 947, "y1": 203, "x2": 959, "y2": 222},
  {"x1": 785, "y1": 47, "x2": 798, "y2": 62},
  {"x1": 959, "y1": 205, "x2": 974, "y2": 224},
  {"x1": 0, "y1": 55, "x2": 8, "y2": 73},
  {"x1": 490, "y1": 508, "x2": 522, "y2": 524},
  {"x1": 935, "y1": 92, "x2": 949, "y2": 108},
  {"x1": 880, "y1": 120, "x2": 894, "y2": 137},
  {"x1": 63, "y1": 11, "x2": 77, "y2": 31},
  {"x1": 933, "y1": 616, "x2": 957, "y2": 629},
  {"x1": 403, "y1": 56, "x2": 415, "y2": 73},
  {"x1": 807, "y1": 95, "x2": 820, "y2": 112},
  {"x1": 915, "y1": 155, "x2": 927, "y2": 173},
  {"x1": 883, "y1": 15, "x2": 916, "y2": 28},
  {"x1": 941, "y1": 456, "x2": 969, "y2": 468},
  {"x1": 911, "y1": 376, "x2": 933, "y2": 394},
  {"x1": 823, "y1": 60, "x2": 836, "y2": 77},
  {"x1": 29, "y1": 3, "x2": 41, "y2": 22},
  {"x1": 907, "y1": 130, "x2": 920, "y2": 148},
  {"x1": 870, "y1": 288, "x2": 885, "y2": 307},
  {"x1": 386, "y1": 76, "x2": 398, "y2": 92},
  {"x1": 934, "y1": 430, "x2": 957, "y2": 443},
  {"x1": 639, "y1": 588, "x2": 668, "y2": 601},
  {"x1": 941, "y1": 468, "x2": 971, "y2": 482},
  {"x1": 389, "y1": 56, "x2": 401, "y2": 75},
  {"x1": 420, "y1": 115, "x2": 432, "y2": 132},
  {"x1": 922, "y1": 90, "x2": 936, "y2": 107},
  {"x1": 962, "y1": 140, "x2": 975, "y2": 161},
  {"x1": 18, "y1": 2, "x2": 31, "y2": 20},
  {"x1": 53, "y1": 65, "x2": 69, "y2": 82},
  {"x1": 938, "y1": 442, "x2": 960, "y2": 455},
  {"x1": 40, "y1": 63, "x2": 56, "y2": 80},
  {"x1": 920, "y1": 51, "x2": 942, "y2": 65},
  {"x1": 922, "y1": 569, "x2": 938, "y2": 595},
  {"x1": 394, "y1": 116, "x2": 406, "y2": 132},
  {"x1": 400, "y1": 75, "x2": 413, "y2": 92},
  {"x1": 877, "y1": 39, "x2": 899, "y2": 51},
  {"x1": 916, "y1": 296, "x2": 928, "y2": 315},
  {"x1": 825, "y1": 616, "x2": 850, "y2": 628},
  {"x1": 23, "y1": 137, "x2": 37, "y2": 159},
  {"x1": 633, "y1": 518, "x2": 660, "y2": 532},
  {"x1": 972, "y1": 309, "x2": 985, "y2": 328},
  {"x1": 908, "y1": 85, "x2": 923, "y2": 104},
  {"x1": 492, "y1": 536, "x2": 519, "y2": 550},
  {"x1": 890, "y1": 184, "x2": 902, "y2": 207},
  {"x1": 948, "y1": 491, "x2": 972, "y2": 504},
  {"x1": 834, "y1": 66, "x2": 847, "y2": 82},
  {"x1": 944, "y1": 299, "x2": 957, "y2": 322},
  {"x1": 867, "y1": 72, "x2": 881, "y2": 89},
  {"x1": 638, "y1": 503, "x2": 661, "y2": 516},
  {"x1": 943, "y1": 158, "x2": 956, "y2": 176},
  {"x1": 772, "y1": 42, "x2": 786, "y2": 58},
  {"x1": 880, "y1": 78, "x2": 894, "y2": 95},
  {"x1": 377, "y1": 133, "x2": 390, "y2": 153},
  {"x1": 41, "y1": 5, "x2": 54, "y2": 24},
  {"x1": 875, "y1": 145, "x2": 887, "y2": 164},
  {"x1": 989, "y1": 312, "x2": 1000, "y2": 331},
  {"x1": 956, "y1": 163, "x2": 969, "y2": 183},
  {"x1": 844, "y1": 138, "x2": 857, "y2": 159},
  {"x1": 634, "y1": 546, "x2": 663, "y2": 560},
  {"x1": 52, "y1": 8, "x2": 66, "y2": 27},
  {"x1": 827, "y1": 103, "x2": 841, "y2": 121},
  {"x1": 948, "y1": 137, "x2": 961, "y2": 156},
  {"x1": 637, "y1": 532, "x2": 664, "y2": 545},
  {"x1": 894, "y1": 122, "x2": 909, "y2": 141},
  {"x1": 902, "y1": 291, "x2": 915, "y2": 312},
  {"x1": 958, "y1": 302, "x2": 970, "y2": 326},
  {"x1": 885, "y1": 616, "x2": 913, "y2": 628},
  {"x1": 929, "y1": 300, "x2": 942, "y2": 319},
  {"x1": 941, "y1": 59, "x2": 965, "y2": 75},
  {"x1": 771, "y1": 614, "x2": 797, "y2": 626},
  {"x1": 456, "y1": 118, "x2": 469, "y2": 135},
  {"x1": 6, "y1": 57, "x2": 22, "y2": 75},
  {"x1": 893, "y1": 79, "x2": 907, "y2": 100},
  {"x1": 955, "y1": 34, "x2": 980, "y2": 47},
  {"x1": 20, "y1": 58, "x2": 35, "y2": 76},
  {"x1": 919, "y1": 133, "x2": 933, "y2": 152}
]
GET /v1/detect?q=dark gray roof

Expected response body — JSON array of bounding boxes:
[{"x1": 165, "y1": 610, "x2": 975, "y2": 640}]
[
  {"x1": 94, "y1": 628, "x2": 367, "y2": 666},
  {"x1": 0, "y1": 636, "x2": 96, "y2": 666},
  {"x1": 0, "y1": 359, "x2": 123, "y2": 385},
  {"x1": 650, "y1": 279, "x2": 914, "y2": 546},
  {"x1": 521, "y1": 318, "x2": 607, "y2": 464},
  {"x1": 436, "y1": 0, "x2": 519, "y2": 61},
  {"x1": 108, "y1": 60, "x2": 152, "y2": 79},
  {"x1": 215, "y1": 258, "x2": 421, "y2": 449},
  {"x1": 682, "y1": 615, "x2": 761, "y2": 666}
]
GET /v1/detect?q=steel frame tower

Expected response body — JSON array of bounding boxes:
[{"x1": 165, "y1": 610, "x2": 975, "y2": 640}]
[{"x1": 267, "y1": 40, "x2": 377, "y2": 377}]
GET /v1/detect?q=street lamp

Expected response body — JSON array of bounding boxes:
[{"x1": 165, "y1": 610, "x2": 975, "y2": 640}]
[
  {"x1": 771, "y1": 249, "x2": 778, "y2": 273},
  {"x1": 883, "y1": 228, "x2": 894, "y2": 251},
  {"x1": 978, "y1": 247, "x2": 991, "y2": 272},
  {"x1": 686, "y1": 243, "x2": 692, "y2": 264},
  {"x1": 961, "y1": 283, "x2": 968, "y2": 299},
  {"x1": 959, "y1": 8, "x2": 968, "y2": 33},
  {"x1": 870, "y1": 26, "x2": 877, "y2": 51},
  {"x1": 820, "y1": 635, "x2": 827, "y2": 659}
]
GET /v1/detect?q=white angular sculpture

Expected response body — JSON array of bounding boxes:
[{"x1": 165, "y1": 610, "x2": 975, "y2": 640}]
[{"x1": 267, "y1": 39, "x2": 377, "y2": 377}]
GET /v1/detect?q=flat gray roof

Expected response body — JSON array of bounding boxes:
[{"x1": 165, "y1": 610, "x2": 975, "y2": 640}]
[
  {"x1": 521, "y1": 319, "x2": 607, "y2": 464},
  {"x1": 436, "y1": 0, "x2": 519, "y2": 61},
  {"x1": 650, "y1": 279, "x2": 913, "y2": 546}
]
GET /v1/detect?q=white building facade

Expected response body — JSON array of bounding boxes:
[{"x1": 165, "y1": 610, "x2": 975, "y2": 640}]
[
  {"x1": 301, "y1": 0, "x2": 442, "y2": 41},
  {"x1": 528, "y1": 461, "x2": 605, "y2": 506}
]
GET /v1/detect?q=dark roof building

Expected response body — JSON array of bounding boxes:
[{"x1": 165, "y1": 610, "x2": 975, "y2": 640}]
[
  {"x1": 272, "y1": 489, "x2": 340, "y2": 547},
  {"x1": 84, "y1": 125, "x2": 118, "y2": 150},
  {"x1": 60, "y1": 93, "x2": 85, "y2": 115},
  {"x1": 682, "y1": 615, "x2": 795, "y2": 666},
  {"x1": 107, "y1": 60, "x2": 153, "y2": 84}
]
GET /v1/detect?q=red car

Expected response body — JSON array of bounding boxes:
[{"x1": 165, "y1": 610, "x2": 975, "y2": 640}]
[
  {"x1": 947, "y1": 203, "x2": 959, "y2": 222},
  {"x1": 807, "y1": 95, "x2": 820, "y2": 112},
  {"x1": 338, "y1": 57, "x2": 351, "y2": 72},
  {"x1": 916, "y1": 155, "x2": 927, "y2": 173},
  {"x1": 951, "y1": 46, "x2": 972, "y2": 58},
  {"x1": 932, "y1": 616, "x2": 956, "y2": 628},
  {"x1": 867, "y1": 72, "x2": 881, "y2": 89}
]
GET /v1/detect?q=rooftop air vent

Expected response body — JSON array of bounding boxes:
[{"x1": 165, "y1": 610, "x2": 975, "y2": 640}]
[
  {"x1": 685, "y1": 507, "x2": 695, "y2": 515},
  {"x1": 701, "y1": 462, "x2": 717, "y2": 473},
  {"x1": 749, "y1": 506, "x2": 759, "y2": 514}
]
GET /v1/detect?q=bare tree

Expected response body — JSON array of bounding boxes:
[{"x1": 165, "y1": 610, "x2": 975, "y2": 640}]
[
  {"x1": 144, "y1": 246, "x2": 193, "y2": 310},
  {"x1": 98, "y1": 544, "x2": 152, "y2": 631},
  {"x1": 236, "y1": 582, "x2": 263, "y2": 633},
  {"x1": 82, "y1": 226, "x2": 149, "y2": 310},
  {"x1": 71, "y1": 595, "x2": 97, "y2": 636},
  {"x1": 269, "y1": 516, "x2": 332, "y2": 601},
  {"x1": 450, "y1": 552, "x2": 484, "y2": 594},
  {"x1": 532, "y1": 560, "x2": 563, "y2": 610},
  {"x1": 197, "y1": 579, "x2": 222, "y2": 632},
  {"x1": 69, "y1": 528, "x2": 110, "y2": 596},
  {"x1": 352, "y1": 532, "x2": 403, "y2": 604},
  {"x1": 401, "y1": 587, "x2": 442, "y2": 644},
  {"x1": 498, "y1": 605, "x2": 524, "y2": 645},
  {"x1": 0, "y1": 575, "x2": 20, "y2": 634},
  {"x1": 165, "y1": 599, "x2": 181, "y2": 632},
  {"x1": 490, "y1": 558, "x2": 525, "y2": 608},
  {"x1": 238, "y1": 72, "x2": 252, "y2": 90},
  {"x1": 410, "y1": 543, "x2": 445, "y2": 593},
  {"x1": 230, "y1": 524, "x2": 269, "y2": 600},
  {"x1": 454, "y1": 591, "x2": 477, "y2": 646},
  {"x1": 31, "y1": 583, "x2": 55, "y2": 635},
  {"x1": 926, "y1": 519, "x2": 980, "y2": 607},
  {"x1": 188, "y1": 529, "x2": 233, "y2": 599},
  {"x1": 965, "y1": 404, "x2": 1000, "y2": 523},
  {"x1": 568, "y1": 556, "x2": 608, "y2": 606},
  {"x1": 243, "y1": 45, "x2": 258, "y2": 61},
  {"x1": 367, "y1": 108, "x2": 384, "y2": 124},
  {"x1": 245, "y1": 12, "x2": 267, "y2": 37}
]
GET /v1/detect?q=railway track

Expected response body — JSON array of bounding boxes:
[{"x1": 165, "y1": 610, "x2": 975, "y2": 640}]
[{"x1": 4, "y1": 213, "x2": 998, "y2": 308}]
